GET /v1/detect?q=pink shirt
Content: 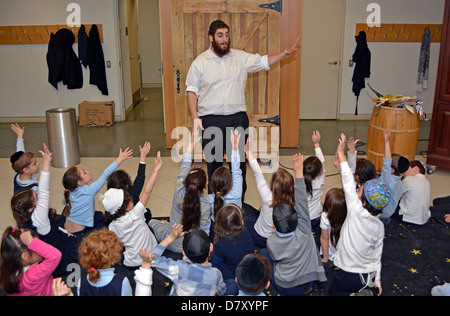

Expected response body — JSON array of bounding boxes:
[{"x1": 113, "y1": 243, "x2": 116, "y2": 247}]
[{"x1": 9, "y1": 238, "x2": 62, "y2": 296}]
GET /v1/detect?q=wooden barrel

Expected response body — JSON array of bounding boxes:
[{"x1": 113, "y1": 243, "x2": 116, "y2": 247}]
[{"x1": 367, "y1": 106, "x2": 420, "y2": 174}]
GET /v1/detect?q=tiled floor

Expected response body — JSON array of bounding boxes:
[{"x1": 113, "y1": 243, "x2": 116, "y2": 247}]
[{"x1": 0, "y1": 88, "x2": 449, "y2": 235}]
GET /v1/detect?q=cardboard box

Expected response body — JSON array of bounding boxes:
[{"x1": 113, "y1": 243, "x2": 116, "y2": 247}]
[{"x1": 79, "y1": 101, "x2": 115, "y2": 127}]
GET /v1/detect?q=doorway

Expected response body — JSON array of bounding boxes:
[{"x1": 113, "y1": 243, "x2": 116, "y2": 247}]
[{"x1": 300, "y1": 0, "x2": 345, "y2": 119}]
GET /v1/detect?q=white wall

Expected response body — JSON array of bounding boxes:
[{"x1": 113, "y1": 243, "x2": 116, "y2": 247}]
[
  {"x1": 139, "y1": 0, "x2": 162, "y2": 85},
  {"x1": 340, "y1": 0, "x2": 445, "y2": 116},
  {"x1": 0, "y1": 0, "x2": 124, "y2": 120}
]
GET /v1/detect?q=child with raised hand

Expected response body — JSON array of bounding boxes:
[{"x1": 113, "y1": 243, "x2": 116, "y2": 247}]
[
  {"x1": 10, "y1": 144, "x2": 70, "y2": 277},
  {"x1": 380, "y1": 130, "x2": 410, "y2": 225},
  {"x1": 261, "y1": 153, "x2": 327, "y2": 296},
  {"x1": 346, "y1": 136, "x2": 377, "y2": 186},
  {"x1": 329, "y1": 133, "x2": 390, "y2": 296},
  {"x1": 207, "y1": 130, "x2": 243, "y2": 238},
  {"x1": 150, "y1": 224, "x2": 226, "y2": 296},
  {"x1": 303, "y1": 130, "x2": 325, "y2": 247},
  {"x1": 0, "y1": 228, "x2": 62, "y2": 296},
  {"x1": 10, "y1": 123, "x2": 39, "y2": 194},
  {"x1": 211, "y1": 204, "x2": 254, "y2": 295},
  {"x1": 244, "y1": 137, "x2": 295, "y2": 248},
  {"x1": 77, "y1": 229, "x2": 132, "y2": 296},
  {"x1": 102, "y1": 151, "x2": 162, "y2": 268},
  {"x1": 107, "y1": 142, "x2": 151, "y2": 207},
  {"x1": 150, "y1": 132, "x2": 211, "y2": 253},
  {"x1": 62, "y1": 147, "x2": 133, "y2": 234}
]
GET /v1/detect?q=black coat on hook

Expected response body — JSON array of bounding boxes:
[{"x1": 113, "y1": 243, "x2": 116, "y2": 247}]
[
  {"x1": 88, "y1": 24, "x2": 108, "y2": 96},
  {"x1": 352, "y1": 31, "x2": 371, "y2": 115},
  {"x1": 47, "y1": 28, "x2": 83, "y2": 90}
]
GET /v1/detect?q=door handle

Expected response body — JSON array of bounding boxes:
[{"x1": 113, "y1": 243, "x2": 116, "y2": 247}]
[{"x1": 329, "y1": 61, "x2": 338, "y2": 65}]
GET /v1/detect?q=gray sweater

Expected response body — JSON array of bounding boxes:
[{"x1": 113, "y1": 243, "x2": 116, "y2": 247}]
[{"x1": 267, "y1": 178, "x2": 327, "y2": 288}]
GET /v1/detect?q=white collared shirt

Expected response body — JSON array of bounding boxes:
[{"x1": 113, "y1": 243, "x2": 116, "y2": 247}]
[{"x1": 186, "y1": 48, "x2": 270, "y2": 117}]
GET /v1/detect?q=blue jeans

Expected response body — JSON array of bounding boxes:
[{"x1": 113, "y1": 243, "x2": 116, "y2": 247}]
[{"x1": 259, "y1": 248, "x2": 314, "y2": 296}]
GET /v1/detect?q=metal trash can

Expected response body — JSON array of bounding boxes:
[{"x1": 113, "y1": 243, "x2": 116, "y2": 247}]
[{"x1": 46, "y1": 108, "x2": 80, "y2": 168}]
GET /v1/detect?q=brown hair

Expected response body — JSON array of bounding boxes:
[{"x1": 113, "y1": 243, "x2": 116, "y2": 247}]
[
  {"x1": 11, "y1": 189, "x2": 36, "y2": 228},
  {"x1": 208, "y1": 20, "x2": 229, "y2": 37},
  {"x1": 303, "y1": 156, "x2": 323, "y2": 196},
  {"x1": 355, "y1": 158, "x2": 377, "y2": 185},
  {"x1": 78, "y1": 229, "x2": 123, "y2": 283},
  {"x1": 0, "y1": 227, "x2": 38, "y2": 294},
  {"x1": 12, "y1": 152, "x2": 35, "y2": 174},
  {"x1": 104, "y1": 190, "x2": 133, "y2": 226},
  {"x1": 214, "y1": 204, "x2": 245, "y2": 245},
  {"x1": 62, "y1": 167, "x2": 82, "y2": 217},
  {"x1": 270, "y1": 168, "x2": 295, "y2": 208},
  {"x1": 323, "y1": 188, "x2": 347, "y2": 248},
  {"x1": 182, "y1": 168, "x2": 207, "y2": 231},
  {"x1": 209, "y1": 167, "x2": 233, "y2": 220},
  {"x1": 409, "y1": 160, "x2": 426, "y2": 175}
]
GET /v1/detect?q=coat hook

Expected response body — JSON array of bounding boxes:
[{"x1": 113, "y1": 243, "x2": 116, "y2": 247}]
[
  {"x1": 407, "y1": 31, "x2": 412, "y2": 40},
  {"x1": 402, "y1": 24, "x2": 406, "y2": 32},
  {"x1": 372, "y1": 30, "x2": 377, "y2": 40},
  {"x1": 390, "y1": 23, "x2": 395, "y2": 32}
]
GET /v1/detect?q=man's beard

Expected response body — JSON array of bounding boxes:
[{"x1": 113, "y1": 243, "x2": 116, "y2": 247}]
[{"x1": 212, "y1": 38, "x2": 230, "y2": 57}]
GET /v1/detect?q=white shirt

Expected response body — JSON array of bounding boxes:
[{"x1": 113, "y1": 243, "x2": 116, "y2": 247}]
[
  {"x1": 320, "y1": 211, "x2": 337, "y2": 261},
  {"x1": 186, "y1": 48, "x2": 270, "y2": 117},
  {"x1": 109, "y1": 202, "x2": 158, "y2": 267},
  {"x1": 334, "y1": 162, "x2": 384, "y2": 281},
  {"x1": 307, "y1": 147, "x2": 326, "y2": 220},
  {"x1": 399, "y1": 173, "x2": 431, "y2": 225},
  {"x1": 249, "y1": 159, "x2": 275, "y2": 238}
]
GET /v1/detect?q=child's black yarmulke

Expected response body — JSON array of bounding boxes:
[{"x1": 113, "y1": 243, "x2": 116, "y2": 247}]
[{"x1": 10, "y1": 151, "x2": 24, "y2": 164}]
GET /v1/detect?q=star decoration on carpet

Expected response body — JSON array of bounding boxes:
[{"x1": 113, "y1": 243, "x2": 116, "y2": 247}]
[
  {"x1": 409, "y1": 268, "x2": 418, "y2": 274},
  {"x1": 411, "y1": 249, "x2": 421, "y2": 255},
  {"x1": 446, "y1": 258, "x2": 450, "y2": 263}
]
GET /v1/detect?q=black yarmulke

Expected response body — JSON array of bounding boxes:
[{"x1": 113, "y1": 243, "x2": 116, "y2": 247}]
[
  {"x1": 397, "y1": 156, "x2": 410, "y2": 174},
  {"x1": 273, "y1": 203, "x2": 298, "y2": 234},
  {"x1": 10, "y1": 151, "x2": 24, "y2": 164},
  {"x1": 236, "y1": 255, "x2": 267, "y2": 289}
]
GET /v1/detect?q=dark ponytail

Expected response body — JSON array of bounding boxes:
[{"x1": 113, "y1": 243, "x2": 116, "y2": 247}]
[
  {"x1": 209, "y1": 167, "x2": 232, "y2": 218},
  {"x1": 303, "y1": 156, "x2": 323, "y2": 196},
  {"x1": 182, "y1": 168, "x2": 207, "y2": 231},
  {"x1": 62, "y1": 167, "x2": 82, "y2": 217}
]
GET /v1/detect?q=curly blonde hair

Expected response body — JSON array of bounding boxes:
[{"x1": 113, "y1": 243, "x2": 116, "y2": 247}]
[{"x1": 78, "y1": 229, "x2": 123, "y2": 283}]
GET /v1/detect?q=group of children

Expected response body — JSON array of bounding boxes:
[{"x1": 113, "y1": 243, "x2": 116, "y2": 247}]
[{"x1": 0, "y1": 123, "x2": 444, "y2": 296}]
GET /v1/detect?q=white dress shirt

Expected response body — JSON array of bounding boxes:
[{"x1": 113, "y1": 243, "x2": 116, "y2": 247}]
[{"x1": 186, "y1": 48, "x2": 270, "y2": 117}]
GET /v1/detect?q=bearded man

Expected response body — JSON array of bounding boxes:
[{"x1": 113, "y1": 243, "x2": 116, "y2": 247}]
[{"x1": 186, "y1": 20, "x2": 299, "y2": 199}]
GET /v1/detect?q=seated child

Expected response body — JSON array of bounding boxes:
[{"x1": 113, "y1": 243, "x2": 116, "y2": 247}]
[
  {"x1": 102, "y1": 151, "x2": 162, "y2": 268},
  {"x1": 150, "y1": 135, "x2": 211, "y2": 254},
  {"x1": 329, "y1": 134, "x2": 390, "y2": 296},
  {"x1": 303, "y1": 130, "x2": 326, "y2": 247},
  {"x1": 151, "y1": 224, "x2": 226, "y2": 296},
  {"x1": 107, "y1": 141, "x2": 153, "y2": 222},
  {"x1": 10, "y1": 123, "x2": 39, "y2": 194},
  {"x1": 235, "y1": 254, "x2": 271, "y2": 296},
  {"x1": 380, "y1": 131, "x2": 410, "y2": 224},
  {"x1": 244, "y1": 138, "x2": 295, "y2": 249},
  {"x1": 320, "y1": 188, "x2": 347, "y2": 263},
  {"x1": 0, "y1": 228, "x2": 62, "y2": 296},
  {"x1": 261, "y1": 153, "x2": 327, "y2": 296},
  {"x1": 77, "y1": 229, "x2": 132, "y2": 296},
  {"x1": 211, "y1": 204, "x2": 254, "y2": 295},
  {"x1": 394, "y1": 160, "x2": 431, "y2": 225},
  {"x1": 62, "y1": 147, "x2": 133, "y2": 233}
]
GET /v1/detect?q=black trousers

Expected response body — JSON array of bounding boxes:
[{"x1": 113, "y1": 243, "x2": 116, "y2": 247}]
[{"x1": 200, "y1": 111, "x2": 249, "y2": 199}]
